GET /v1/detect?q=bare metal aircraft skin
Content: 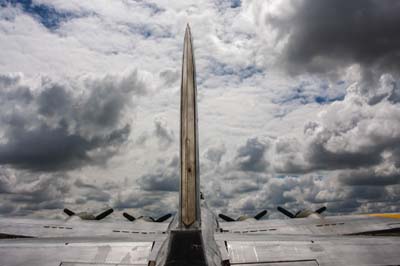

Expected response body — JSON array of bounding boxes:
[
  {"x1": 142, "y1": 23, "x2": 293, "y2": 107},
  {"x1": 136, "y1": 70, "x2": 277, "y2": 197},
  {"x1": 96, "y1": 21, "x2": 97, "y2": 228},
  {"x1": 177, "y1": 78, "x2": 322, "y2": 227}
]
[{"x1": 0, "y1": 25, "x2": 399, "y2": 266}]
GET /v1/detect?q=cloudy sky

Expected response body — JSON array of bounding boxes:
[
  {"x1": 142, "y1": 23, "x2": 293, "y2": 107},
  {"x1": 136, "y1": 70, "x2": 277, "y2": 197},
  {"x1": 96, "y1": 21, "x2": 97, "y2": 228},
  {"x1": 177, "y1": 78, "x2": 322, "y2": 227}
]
[{"x1": 0, "y1": 0, "x2": 400, "y2": 220}]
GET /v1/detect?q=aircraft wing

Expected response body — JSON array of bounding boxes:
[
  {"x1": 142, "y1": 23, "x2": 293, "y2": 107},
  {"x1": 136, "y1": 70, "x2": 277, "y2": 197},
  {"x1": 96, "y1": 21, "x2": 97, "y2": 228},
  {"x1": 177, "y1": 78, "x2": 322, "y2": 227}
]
[
  {"x1": 0, "y1": 217, "x2": 170, "y2": 266},
  {"x1": 0, "y1": 235, "x2": 167, "y2": 266},
  {"x1": 218, "y1": 214, "x2": 400, "y2": 236},
  {"x1": 216, "y1": 214, "x2": 400, "y2": 265},
  {"x1": 0, "y1": 216, "x2": 170, "y2": 238},
  {"x1": 215, "y1": 233, "x2": 400, "y2": 266}
]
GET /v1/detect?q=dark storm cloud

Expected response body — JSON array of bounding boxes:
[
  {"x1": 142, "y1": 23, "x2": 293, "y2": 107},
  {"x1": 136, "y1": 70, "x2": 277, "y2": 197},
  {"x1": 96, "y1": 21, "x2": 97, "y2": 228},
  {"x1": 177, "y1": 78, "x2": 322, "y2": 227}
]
[
  {"x1": 37, "y1": 84, "x2": 71, "y2": 116},
  {"x1": 0, "y1": 124, "x2": 130, "y2": 171},
  {"x1": 339, "y1": 169, "x2": 400, "y2": 186},
  {"x1": 0, "y1": 71, "x2": 145, "y2": 171},
  {"x1": 271, "y1": 0, "x2": 400, "y2": 80}
]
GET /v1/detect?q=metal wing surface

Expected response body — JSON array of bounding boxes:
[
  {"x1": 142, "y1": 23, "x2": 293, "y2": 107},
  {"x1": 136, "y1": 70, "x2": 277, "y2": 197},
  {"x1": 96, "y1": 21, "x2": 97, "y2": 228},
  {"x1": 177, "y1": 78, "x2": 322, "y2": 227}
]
[
  {"x1": 0, "y1": 217, "x2": 170, "y2": 266},
  {"x1": 0, "y1": 216, "x2": 170, "y2": 238},
  {"x1": 215, "y1": 233, "x2": 400, "y2": 266},
  {"x1": 218, "y1": 214, "x2": 400, "y2": 236},
  {"x1": 216, "y1": 214, "x2": 400, "y2": 265},
  {"x1": 0, "y1": 236, "x2": 167, "y2": 266}
]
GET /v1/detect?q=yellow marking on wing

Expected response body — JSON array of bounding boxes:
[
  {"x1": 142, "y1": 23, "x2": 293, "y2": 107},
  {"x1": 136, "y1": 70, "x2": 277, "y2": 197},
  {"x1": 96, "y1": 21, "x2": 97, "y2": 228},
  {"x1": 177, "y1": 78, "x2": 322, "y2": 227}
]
[{"x1": 367, "y1": 213, "x2": 400, "y2": 219}]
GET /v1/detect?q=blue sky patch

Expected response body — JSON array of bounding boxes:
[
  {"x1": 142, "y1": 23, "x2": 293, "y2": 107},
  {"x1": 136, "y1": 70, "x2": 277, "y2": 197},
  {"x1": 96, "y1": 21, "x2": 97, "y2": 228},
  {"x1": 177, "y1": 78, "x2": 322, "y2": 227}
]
[
  {"x1": 230, "y1": 0, "x2": 241, "y2": 8},
  {"x1": 210, "y1": 60, "x2": 263, "y2": 80},
  {"x1": 315, "y1": 95, "x2": 345, "y2": 104},
  {"x1": 126, "y1": 23, "x2": 172, "y2": 39},
  {"x1": 276, "y1": 83, "x2": 311, "y2": 105},
  {"x1": 141, "y1": 2, "x2": 165, "y2": 15},
  {"x1": 239, "y1": 65, "x2": 263, "y2": 79},
  {"x1": 276, "y1": 81, "x2": 345, "y2": 105},
  {"x1": 4, "y1": 0, "x2": 80, "y2": 29},
  {"x1": 214, "y1": 0, "x2": 241, "y2": 12}
]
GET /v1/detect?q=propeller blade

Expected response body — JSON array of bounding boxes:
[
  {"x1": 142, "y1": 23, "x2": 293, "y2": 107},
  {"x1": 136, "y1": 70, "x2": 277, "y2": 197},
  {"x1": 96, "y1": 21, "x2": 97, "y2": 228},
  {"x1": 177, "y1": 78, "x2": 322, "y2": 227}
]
[
  {"x1": 123, "y1": 212, "x2": 136, "y2": 222},
  {"x1": 64, "y1": 208, "x2": 75, "y2": 216},
  {"x1": 315, "y1": 206, "x2": 327, "y2": 214},
  {"x1": 219, "y1": 214, "x2": 236, "y2": 222},
  {"x1": 95, "y1": 208, "x2": 114, "y2": 220},
  {"x1": 277, "y1": 206, "x2": 295, "y2": 218},
  {"x1": 155, "y1": 213, "x2": 172, "y2": 222},
  {"x1": 253, "y1": 210, "x2": 267, "y2": 220}
]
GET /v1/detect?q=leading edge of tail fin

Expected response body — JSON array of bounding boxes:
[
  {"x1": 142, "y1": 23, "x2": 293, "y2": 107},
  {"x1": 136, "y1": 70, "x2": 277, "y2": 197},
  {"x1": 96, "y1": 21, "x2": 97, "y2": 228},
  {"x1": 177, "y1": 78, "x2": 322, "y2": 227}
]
[{"x1": 179, "y1": 24, "x2": 200, "y2": 229}]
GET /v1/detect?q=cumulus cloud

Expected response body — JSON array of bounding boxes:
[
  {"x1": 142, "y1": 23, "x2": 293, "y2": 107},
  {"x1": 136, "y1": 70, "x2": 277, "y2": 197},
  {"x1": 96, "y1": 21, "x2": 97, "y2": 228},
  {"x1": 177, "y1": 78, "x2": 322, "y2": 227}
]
[
  {"x1": 234, "y1": 138, "x2": 269, "y2": 172},
  {"x1": 0, "y1": 167, "x2": 72, "y2": 215},
  {"x1": 262, "y1": 73, "x2": 400, "y2": 180},
  {"x1": 0, "y1": 71, "x2": 144, "y2": 171},
  {"x1": 266, "y1": 0, "x2": 400, "y2": 84},
  {"x1": 204, "y1": 71, "x2": 400, "y2": 216},
  {"x1": 113, "y1": 185, "x2": 177, "y2": 216},
  {"x1": 74, "y1": 178, "x2": 111, "y2": 203},
  {"x1": 1, "y1": 0, "x2": 400, "y2": 218},
  {"x1": 137, "y1": 156, "x2": 179, "y2": 192},
  {"x1": 304, "y1": 75, "x2": 400, "y2": 173},
  {"x1": 153, "y1": 119, "x2": 175, "y2": 149},
  {"x1": 204, "y1": 144, "x2": 226, "y2": 165}
]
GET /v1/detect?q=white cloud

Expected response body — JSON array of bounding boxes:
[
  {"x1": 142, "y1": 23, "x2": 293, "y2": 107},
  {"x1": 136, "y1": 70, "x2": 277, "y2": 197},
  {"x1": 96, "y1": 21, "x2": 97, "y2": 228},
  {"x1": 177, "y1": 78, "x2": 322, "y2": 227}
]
[{"x1": 0, "y1": 0, "x2": 399, "y2": 219}]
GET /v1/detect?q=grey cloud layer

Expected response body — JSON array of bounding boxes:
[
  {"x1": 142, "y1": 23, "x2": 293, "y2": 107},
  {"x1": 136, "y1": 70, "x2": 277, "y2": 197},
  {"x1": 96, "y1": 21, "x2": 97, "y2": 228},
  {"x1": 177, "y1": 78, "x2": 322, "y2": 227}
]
[
  {"x1": 0, "y1": 167, "x2": 71, "y2": 215},
  {"x1": 200, "y1": 75, "x2": 400, "y2": 216},
  {"x1": 269, "y1": 0, "x2": 400, "y2": 80},
  {"x1": 0, "y1": 69, "x2": 146, "y2": 215},
  {"x1": 1, "y1": 0, "x2": 400, "y2": 218},
  {"x1": 0, "y1": 71, "x2": 144, "y2": 171},
  {"x1": 137, "y1": 156, "x2": 179, "y2": 192}
]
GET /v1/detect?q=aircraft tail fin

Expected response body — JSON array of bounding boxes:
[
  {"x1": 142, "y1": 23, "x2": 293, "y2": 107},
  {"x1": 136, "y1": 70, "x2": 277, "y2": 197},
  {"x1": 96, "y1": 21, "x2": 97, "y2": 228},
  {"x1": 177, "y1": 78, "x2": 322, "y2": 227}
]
[{"x1": 179, "y1": 24, "x2": 201, "y2": 229}]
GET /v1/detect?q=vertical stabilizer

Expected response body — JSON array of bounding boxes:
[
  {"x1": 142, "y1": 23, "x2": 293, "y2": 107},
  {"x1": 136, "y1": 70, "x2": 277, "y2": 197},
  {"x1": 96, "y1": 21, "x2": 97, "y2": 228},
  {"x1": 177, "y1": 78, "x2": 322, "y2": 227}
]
[{"x1": 179, "y1": 25, "x2": 200, "y2": 229}]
